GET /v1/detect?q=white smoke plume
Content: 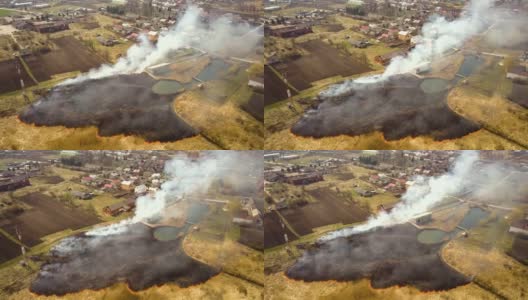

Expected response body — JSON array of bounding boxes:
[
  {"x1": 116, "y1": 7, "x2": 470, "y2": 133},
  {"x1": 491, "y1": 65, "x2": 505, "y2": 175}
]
[
  {"x1": 321, "y1": 0, "x2": 495, "y2": 96},
  {"x1": 87, "y1": 152, "x2": 241, "y2": 236},
  {"x1": 62, "y1": 5, "x2": 262, "y2": 85},
  {"x1": 320, "y1": 151, "x2": 482, "y2": 241}
]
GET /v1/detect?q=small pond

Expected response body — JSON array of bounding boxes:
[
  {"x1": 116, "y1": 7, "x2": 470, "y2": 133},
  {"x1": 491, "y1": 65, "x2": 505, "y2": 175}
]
[
  {"x1": 152, "y1": 80, "x2": 185, "y2": 95},
  {"x1": 195, "y1": 59, "x2": 230, "y2": 82}
]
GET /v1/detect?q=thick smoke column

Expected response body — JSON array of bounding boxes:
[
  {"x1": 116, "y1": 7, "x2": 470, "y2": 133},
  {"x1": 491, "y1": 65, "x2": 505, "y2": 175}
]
[
  {"x1": 322, "y1": 0, "x2": 495, "y2": 96},
  {"x1": 320, "y1": 151, "x2": 481, "y2": 241},
  {"x1": 87, "y1": 152, "x2": 241, "y2": 236},
  {"x1": 63, "y1": 5, "x2": 262, "y2": 84}
]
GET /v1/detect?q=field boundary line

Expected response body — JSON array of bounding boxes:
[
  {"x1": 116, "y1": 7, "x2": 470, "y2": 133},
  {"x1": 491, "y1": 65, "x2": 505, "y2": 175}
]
[
  {"x1": 268, "y1": 65, "x2": 300, "y2": 94},
  {"x1": 0, "y1": 228, "x2": 27, "y2": 248},
  {"x1": 17, "y1": 56, "x2": 39, "y2": 85},
  {"x1": 274, "y1": 210, "x2": 301, "y2": 238}
]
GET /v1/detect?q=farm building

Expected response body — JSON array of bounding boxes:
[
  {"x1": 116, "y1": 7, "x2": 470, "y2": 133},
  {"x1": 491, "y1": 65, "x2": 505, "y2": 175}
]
[
  {"x1": 248, "y1": 76, "x2": 264, "y2": 92},
  {"x1": 0, "y1": 175, "x2": 30, "y2": 192},
  {"x1": 375, "y1": 49, "x2": 407, "y2": 65},
  {"x1": 121, "y1": 180, "x2": 134, "y2": 190},
  {"x1": 285, "y1": 173, "x2": 323, "y2": 185},
  {"x1": 509, "y1": 218, "x2": 528, "y2": 237},
  {"x1": 29, "y1": 21, "x2": 69, "y2": 33},
  {"x1": 267, "y1": 24, "x2": 313, "y2": 38},
  {"x1": 103, "y1": 197, "x2": 136, "y2": 216},
  {"x1": 72, "y1": 191, "x2": 95, "y2": 200},
  {"x1": 507, "y1": 65, "x2": 528, "y2": 83},
  {"x1": 415, "y1": 212, "x2": 433, "y2": 225},
  {"x1": 378, "y1": 203, "x2": 397, "y2": 213},
  {"x1": 398, "y1": 31, "x2": 411, "y2": 41},
  {"x1": 355, "y1": 188, "x2": 376, "y2": 197}
]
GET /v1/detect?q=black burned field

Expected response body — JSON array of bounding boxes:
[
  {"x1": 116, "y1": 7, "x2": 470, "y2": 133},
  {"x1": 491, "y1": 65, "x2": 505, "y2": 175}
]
[
  {"x1": 279, "y1": 187, "x2": 369, "y2": 236},
  {"x1": 19, "y1": 73, "x2": 198, "y2": 142},
  {"x1": 292, "y1": 75, "x2": 480, "y2": 141},
  {"x1": 0, "y1": 192, "x2": 100, "y2": 247},
  {"x1": 287, "y1": 224, "x2": 470, "y2": 291},
  {"x1": 30, "y1": 223, "x2": 219, "y2": 296},
  {"x1": 272, "y1": 40, "x2": 372, "y2": 91},
  {"x1": 23, "y1": 36, "x2": 104, "y2": 82}
]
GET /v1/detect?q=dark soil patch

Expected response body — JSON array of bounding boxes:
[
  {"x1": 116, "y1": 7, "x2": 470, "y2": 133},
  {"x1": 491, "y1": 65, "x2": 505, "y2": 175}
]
[
  {"x1": 274, "y1": 40, "x2": 372, "y2": 91},
  {"x1": 34, "y1": 175, "x2": 64, "y2": 184},
  {"x1": 30, "y1": 223, "x2": 219, "y2": 296},
  {"x1": 241, "y1": 91, "x2": 264, "y2": 121},
  {"x1": 508, "y1": 236, "x2": 528, "y2": 264},
  {"x1": 79, "y1": 22, "x2": 100, "y2": 30},
  {"x1": 318, "y1": 24, "x2": 344, "y2": 32},
  {"x1": 0, "y1": 192, "x2": 100, "y2": 246},
  {"x1": 331, "y1": 172, "x2": 355, "y2": 181},
  {"x1": 19, "y1": 73, "x2": 198, "y2": 142},
  {"x1": 0, "y1": 234, "x2": 20, "y2": 263},
  {"x1": 238, "y1": 226, "x2": 264, "y2": 250},
  {"x1": 292, "y1": 74, "x2": 481, "y2": 141},
  {"x1": 24, "y1": 36, "x2": 104, "y2": 82},
  {"x1": 0, "y1": 59, "x2": 36, "y2": 94},
  {"x1": 508, "y1": 83, "x2": 528, "y2": 108},
  {"x1": 265, "y1": 65, "x2": 297, "y2": 106},
  {"x1": 263, "y1": 212, "x2": 298, "y2": 249},
  {"x1": 287, "y1": 224, "x2": 470, "y2": 291},
  {"x1": 280, "y1": 187, "x2": 369, "y2": 236}
]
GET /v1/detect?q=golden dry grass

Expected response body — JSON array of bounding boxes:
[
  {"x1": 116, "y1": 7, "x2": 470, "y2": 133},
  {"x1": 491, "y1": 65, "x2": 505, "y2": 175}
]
[
  {"x1": 150, "y1": 56, "x2": 211, "y2": 83},
  {"x1": 447, "y1": 86, "x2": 528, "y2": 149},
  {"x1": 0, "y1": 116, "x2": 219, "y2": 150},
  {"x1": 264, "y1": 128, "x2": 522, "y2": 150},
  {"x1": 264, "y1": 272, "x2": 496, "y2": 300},
  {"x1": 443, "y1": 238, "x2": 528, "y2": 300},
  {"x1": 174, "y1": 91, "x2": 264, "y2": 149},
  {"x1": 8, "y1": 274, "x2": 262, "y2": 300}
]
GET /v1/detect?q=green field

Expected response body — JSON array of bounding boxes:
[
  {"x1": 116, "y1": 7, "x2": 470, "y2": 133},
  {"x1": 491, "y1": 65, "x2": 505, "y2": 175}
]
[{"x1": 0, "y1": 8, "x2": 17, "y2": 17}]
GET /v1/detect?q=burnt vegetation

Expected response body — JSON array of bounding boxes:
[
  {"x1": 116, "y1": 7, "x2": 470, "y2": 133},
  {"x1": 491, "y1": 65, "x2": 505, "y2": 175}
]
[
  {"x1": 30, "y1": 223, "x2": 219, "y2": 296},
  {"x1": 286, "y1": 224, "x2": 470, "y2": 291},
  {"x1": 19, "y1": 74, "x2": 198, "y2": 142},
  {"x1": 291, "y1": 75, "x2": 481, "y2": 141}
]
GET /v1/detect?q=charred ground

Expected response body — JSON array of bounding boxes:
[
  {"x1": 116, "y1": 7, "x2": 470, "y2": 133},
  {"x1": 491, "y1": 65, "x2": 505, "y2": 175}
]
[
  {"x1": 30, "y1": 223, "x2": 219, "y2": 296},
  {"x1": 291, "y1": 74, "x2": 480, "y2": 141},
  {"x1": 286, "y1": 224, "x2": 470, "y2": 291},
  {"x1": 19, "y1": 73, "x2": 198, "y2": 142}
]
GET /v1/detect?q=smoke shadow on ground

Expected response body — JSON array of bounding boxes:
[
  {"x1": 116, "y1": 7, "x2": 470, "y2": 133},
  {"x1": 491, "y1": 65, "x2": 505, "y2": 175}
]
[
  {"x1": 19, "y1": 73, "x2": 197, "y2": 142},
  {"x1": 286, "y1": 224, "x2": 470, "y2": 291},
  {"x1": 30, "y1": 223, "x2": 219, "y2": 296},
  {"x1": 291, "y1": 74, "x2": 480, "y2": 141}
]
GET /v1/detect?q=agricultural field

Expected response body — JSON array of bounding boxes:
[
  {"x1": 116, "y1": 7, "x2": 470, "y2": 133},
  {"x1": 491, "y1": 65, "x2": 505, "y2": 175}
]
[
  {"x1": 271, "y1": 40, "x2": 372, "y2": 91},
  {"x1": 23, "y1": 36, "x2": 104, "y2": 82},
  {"x1": 278, "y1": 187, "x2": 369, "y2": 236}
]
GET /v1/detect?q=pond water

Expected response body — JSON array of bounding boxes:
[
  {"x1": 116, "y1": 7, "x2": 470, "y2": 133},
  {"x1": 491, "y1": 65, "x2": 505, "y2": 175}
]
[
  {"x1": 152, "y1": 202, "x2": 209, "y2": 241},
  {"x1": 459, "y1": 207, "x2": 490, "y2": 229},
  {"x1": 187, "y1": 202, "x2": 209, "y2": 224},
  {"x1": 420, "y1": 78, "x2": 450, "y2": 94},
  {"x1": 195, "y1": 59, "x2": 230, "y2": 82},
  {"x1": 417, "y1": 207, "x2": 490, "y2": 244},
  {"x1": 456, "y1": 55, "x2": 484, "y2": 78},
  {"x1": 153, "y1": 226, "x2": 184, "y2": 241},
  {"x1": 152, "y1": 80, "x2": 185, "y2": 95},
  {"x1": 417, "y1": 229, "x2": 449, "y2": 244}
]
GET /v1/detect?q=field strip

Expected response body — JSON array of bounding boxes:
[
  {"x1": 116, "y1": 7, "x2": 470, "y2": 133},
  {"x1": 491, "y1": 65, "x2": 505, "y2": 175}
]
[
  {"x1": 268, "y1": 65, "x2": 300, "y2": 94},
  {"x1": 274, "y1": 210, "x2": 302, "y2": 238},
  {"x1": 0, "y1": 228, "x2": 27, "y2": 248}
]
